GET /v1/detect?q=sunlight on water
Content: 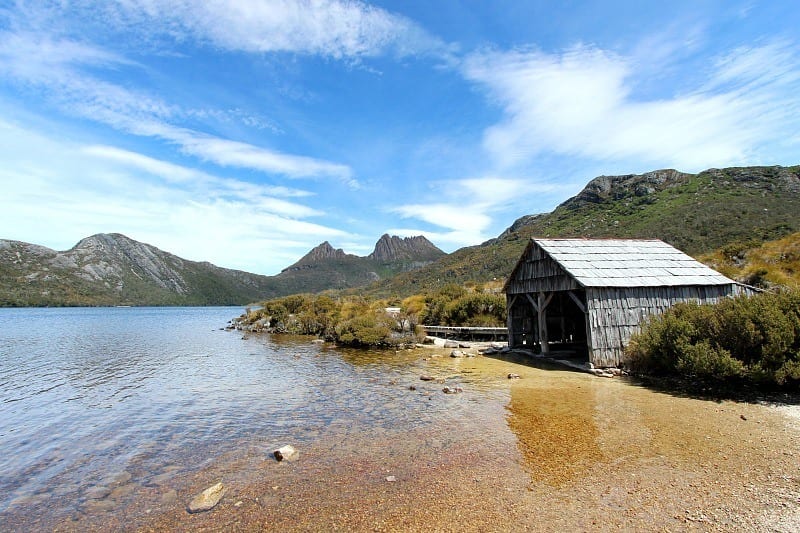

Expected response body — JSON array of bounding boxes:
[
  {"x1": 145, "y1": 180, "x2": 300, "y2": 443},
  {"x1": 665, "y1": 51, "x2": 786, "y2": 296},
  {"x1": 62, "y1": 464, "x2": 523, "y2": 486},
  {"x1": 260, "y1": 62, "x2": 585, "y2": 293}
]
[{"x1": 0, "y1": 307, "x2": 511, "y2": 523}]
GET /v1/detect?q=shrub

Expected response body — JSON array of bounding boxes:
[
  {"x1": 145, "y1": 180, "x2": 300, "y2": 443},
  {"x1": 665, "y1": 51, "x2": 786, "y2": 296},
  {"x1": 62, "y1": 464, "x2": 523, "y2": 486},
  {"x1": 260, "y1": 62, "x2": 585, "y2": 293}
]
[
  {"x1": 334, "y1": 313, "x2": 392, "y2": 346},
  {"x1": 624, "y1": 290, "x2": 800, "y2": 387}
]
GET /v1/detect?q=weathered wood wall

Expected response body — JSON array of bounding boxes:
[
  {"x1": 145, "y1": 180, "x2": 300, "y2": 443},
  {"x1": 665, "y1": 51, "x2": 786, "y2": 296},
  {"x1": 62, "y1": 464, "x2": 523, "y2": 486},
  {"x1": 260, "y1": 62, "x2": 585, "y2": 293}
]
[
  {"x1": 505, "y1": 242, "x2": 580, "y2": 294},
  {"x1": 584, "y1": 284, "x2": 749, "y2": 367}
]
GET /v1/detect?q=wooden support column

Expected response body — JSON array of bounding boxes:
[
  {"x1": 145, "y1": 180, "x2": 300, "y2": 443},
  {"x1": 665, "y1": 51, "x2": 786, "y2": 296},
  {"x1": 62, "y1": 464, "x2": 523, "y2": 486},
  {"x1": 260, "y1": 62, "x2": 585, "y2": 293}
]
[
  {"x1": 537, "y1": 291, "x2": 554, "y2": 354},
  {"x1": 506, "y1": 295, "x2": 517, "y2": 347}
]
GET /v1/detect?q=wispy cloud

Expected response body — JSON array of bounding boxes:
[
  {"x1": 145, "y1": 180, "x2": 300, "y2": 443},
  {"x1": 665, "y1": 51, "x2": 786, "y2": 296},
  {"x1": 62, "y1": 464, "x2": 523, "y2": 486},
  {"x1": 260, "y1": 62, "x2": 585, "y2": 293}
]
[
  {"x1": 0, "y1": 30, "x2": 356, "y2": 183},
  {"x1": 463, "y1": 40, "x2": 800, "y2": 172},
  {"x1": 389, "y1": 177, "x2": 563, "y2": 247},
  {"x1": 0, "y1": 120, "x2": 349, "y2": 273},
  {"x1": 10, "y1": 0, "x2": 445, "y2": 60}
]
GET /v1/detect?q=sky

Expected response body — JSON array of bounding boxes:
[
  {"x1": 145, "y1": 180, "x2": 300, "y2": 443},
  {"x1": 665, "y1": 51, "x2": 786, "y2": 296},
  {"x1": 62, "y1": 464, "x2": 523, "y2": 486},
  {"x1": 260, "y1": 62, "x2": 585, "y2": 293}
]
[{"x1": 1, "y1": 1, "x2": 799, "y2": 275}]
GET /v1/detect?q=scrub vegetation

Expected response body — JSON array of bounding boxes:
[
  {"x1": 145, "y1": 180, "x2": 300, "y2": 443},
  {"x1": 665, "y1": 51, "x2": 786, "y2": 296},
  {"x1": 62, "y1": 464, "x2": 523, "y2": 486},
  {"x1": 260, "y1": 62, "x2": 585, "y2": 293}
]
[
  {"x1": 238, "y1": 283, "x2": 507, "y2": 347},
  {"x1": 625, "y1": 290, "x2": 800, "y2": 388}
]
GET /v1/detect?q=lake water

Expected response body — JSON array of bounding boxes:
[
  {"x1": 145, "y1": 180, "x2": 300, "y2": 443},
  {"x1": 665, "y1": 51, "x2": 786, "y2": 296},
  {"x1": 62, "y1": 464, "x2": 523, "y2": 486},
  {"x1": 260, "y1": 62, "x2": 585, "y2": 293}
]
[
  {"x1": 0, "y1": 307, "x2": 515, "y2": 529},
  {"x1": 2, "y1": 307, "x2": 798, "y2": 531}
]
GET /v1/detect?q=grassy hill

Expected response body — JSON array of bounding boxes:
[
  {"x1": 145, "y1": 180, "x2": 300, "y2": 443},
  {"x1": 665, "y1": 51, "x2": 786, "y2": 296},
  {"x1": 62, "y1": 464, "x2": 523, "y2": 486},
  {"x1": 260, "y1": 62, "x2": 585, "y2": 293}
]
[
  {"x1": 367, "y1": 165, "x2": 800, "y2": 298},
  {"x1": 699, "y1": 231, "x2": 800, "y2": 290}
]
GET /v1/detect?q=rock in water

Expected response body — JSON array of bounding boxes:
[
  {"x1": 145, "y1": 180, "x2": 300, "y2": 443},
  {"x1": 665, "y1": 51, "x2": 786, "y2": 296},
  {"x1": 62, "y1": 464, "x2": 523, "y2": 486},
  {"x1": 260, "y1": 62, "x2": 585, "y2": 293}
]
[
  {"x1": 187, "y1": 482, "x2": 225, "y2": 513},
  {"x1": 273, "y1": 444, "x2": 299, "y2": 462}
]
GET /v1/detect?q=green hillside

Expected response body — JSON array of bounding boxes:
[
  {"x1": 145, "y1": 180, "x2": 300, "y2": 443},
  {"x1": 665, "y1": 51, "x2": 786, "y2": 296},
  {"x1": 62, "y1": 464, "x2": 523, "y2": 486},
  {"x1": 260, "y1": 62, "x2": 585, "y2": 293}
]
[{"x1": 367, "y1": 165, "x2": 800, "y2": 297}]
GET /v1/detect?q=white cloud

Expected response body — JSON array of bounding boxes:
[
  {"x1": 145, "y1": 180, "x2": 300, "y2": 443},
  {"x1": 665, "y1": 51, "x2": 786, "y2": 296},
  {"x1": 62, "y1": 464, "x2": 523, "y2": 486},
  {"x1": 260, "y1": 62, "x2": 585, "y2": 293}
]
[
  {"x1": 388, "y1": 177, "x2": 553, "y2": 247},
  {"x1": 0, "y1": 120, "x2": 349, "y2": 274},
  {"x1": 0, "y1": 30, "x2": 355, "y2": 182},
  {"x1": 463, "y1": 41, "x2": 800, "y2": 171},
  {"x1": 79, "y1": 0, "x2": 444, "y2": 59}
]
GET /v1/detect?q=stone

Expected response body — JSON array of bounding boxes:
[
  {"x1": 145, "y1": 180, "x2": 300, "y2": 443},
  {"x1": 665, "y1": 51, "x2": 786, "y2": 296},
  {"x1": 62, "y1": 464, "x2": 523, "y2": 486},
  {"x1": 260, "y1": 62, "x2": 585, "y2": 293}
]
[
  {"x1": 386, "y1": 476, "x2": 397, "y2": 482},
  {"x1": 86, "y1": 486, "x2": 112, "y2": 500},
  {"x1": 273, "y1": 444, "x2": 299, "y2": 462},
  {"x1": 507, "y1": 373, "x2": 520, "y2": 379},
  {"x1": 160, "y1": 489, "x2": 178, "y2": 505},
  {"x1": 311, "y1": 339, "x2": 325, "y2": 344},
  {"x1": 442, "y1": 386, "x2": 463, "y2": 394},
  {"x1": 443, "y1": 340, "x2": 459, "y2": 348},
  {"x1": 458, "y1": 342, "x2": 471, "y2": 348},
  {"x1": 187, "y1": 482, "x2": 226, "y2": 514},
  {"x1": 419, "y1": 375, "x2": 436, "y2": 381},
  {"x1": 450, "y1": 350, "x2": 464, "y2": 358}
]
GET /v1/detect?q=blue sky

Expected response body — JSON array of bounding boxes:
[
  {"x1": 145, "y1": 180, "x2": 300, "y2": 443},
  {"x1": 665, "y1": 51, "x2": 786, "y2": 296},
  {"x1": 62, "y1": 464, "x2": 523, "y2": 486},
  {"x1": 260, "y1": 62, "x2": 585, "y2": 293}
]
[{"x1": 1, "y1": 1, "x2": 799, "y2": 275}]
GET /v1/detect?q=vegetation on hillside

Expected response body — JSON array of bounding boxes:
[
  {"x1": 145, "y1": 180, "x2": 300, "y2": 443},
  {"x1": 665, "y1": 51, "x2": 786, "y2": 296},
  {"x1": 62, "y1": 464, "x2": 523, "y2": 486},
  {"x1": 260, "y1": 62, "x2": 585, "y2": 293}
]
[
  {"x1": 368, "y1": 166, "x2": 799, "y2": 298},
  {"x1": 624, "y1": 290, "x2": 800, "y2": 388},
  {"x1": 699, "y1": 231, "x2": 800, "y2": 290},
  {"x1": 237, "y1": 283, "x2": 506, "y2": 347}
]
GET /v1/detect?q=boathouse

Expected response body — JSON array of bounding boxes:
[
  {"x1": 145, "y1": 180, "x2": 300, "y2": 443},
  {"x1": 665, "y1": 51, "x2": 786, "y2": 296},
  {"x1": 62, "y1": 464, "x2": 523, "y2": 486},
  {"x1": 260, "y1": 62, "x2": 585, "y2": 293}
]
[{"x1": 504, "y1": 238, "x2": 753, "y2": 368}]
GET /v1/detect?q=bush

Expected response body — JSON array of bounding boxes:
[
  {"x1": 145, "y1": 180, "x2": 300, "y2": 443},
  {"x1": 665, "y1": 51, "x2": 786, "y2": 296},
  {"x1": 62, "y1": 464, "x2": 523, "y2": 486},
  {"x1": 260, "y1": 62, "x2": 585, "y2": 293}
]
[
  {"x1": 624, "y1": 290, "x2": 800, "y2": 386},
  {"x1": 334, "y1": 313, "x2": 392, "y2": 346}
]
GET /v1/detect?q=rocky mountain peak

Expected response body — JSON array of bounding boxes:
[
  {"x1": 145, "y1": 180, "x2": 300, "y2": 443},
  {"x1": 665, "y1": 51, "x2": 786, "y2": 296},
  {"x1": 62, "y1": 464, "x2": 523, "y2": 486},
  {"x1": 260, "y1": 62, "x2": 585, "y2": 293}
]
[
  {"x1": 282, "y1": 242, "x2": 350, "y2": 272},
  {"x1": 563, "y1": 169, "x2": 692, "y2": 209},
  {"x1": 368, "y1": 234, "x2": 444, "y2": 263}
]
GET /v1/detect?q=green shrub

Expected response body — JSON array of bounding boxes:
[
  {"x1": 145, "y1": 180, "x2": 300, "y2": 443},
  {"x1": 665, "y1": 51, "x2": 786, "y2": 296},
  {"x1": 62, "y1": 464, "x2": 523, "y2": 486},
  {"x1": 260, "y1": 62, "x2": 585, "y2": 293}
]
[
  {"x1": 334, "y1": 313, "x2": 392, "y2": 346},
  {"x1": 624, "y1": 290, "x2": 800, "y2": 387}
]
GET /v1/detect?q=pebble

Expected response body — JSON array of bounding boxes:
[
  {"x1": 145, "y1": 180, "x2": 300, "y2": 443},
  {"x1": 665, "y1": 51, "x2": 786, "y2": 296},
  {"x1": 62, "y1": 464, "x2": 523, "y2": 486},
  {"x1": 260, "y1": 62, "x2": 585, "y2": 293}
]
[{"x1": 187, "y1": 482, "x2": 226, "y2": 514}]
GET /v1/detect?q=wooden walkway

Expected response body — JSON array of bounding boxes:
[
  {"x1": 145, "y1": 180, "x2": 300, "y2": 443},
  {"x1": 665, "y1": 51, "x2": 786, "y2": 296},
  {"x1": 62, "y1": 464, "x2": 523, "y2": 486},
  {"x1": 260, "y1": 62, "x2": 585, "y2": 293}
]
[{"x1": 422, "y1": 326, "x2": 508, "y2": 341}]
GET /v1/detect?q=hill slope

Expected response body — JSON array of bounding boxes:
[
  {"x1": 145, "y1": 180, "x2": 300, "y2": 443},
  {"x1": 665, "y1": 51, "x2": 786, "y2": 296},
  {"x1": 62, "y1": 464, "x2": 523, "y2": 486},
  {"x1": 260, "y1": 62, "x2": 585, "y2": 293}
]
[
  {"x1": 0, "y1": 233, "x2": 445, "y2": 306},
  {"x1": 0, "y1": 233, "x2": 286, "y2": 306},
  {"x1": 368, "y1": 165, "x2": 800, "y2": 297},
  {"x1": 699, "y1": 231, "x2": 800, "y2": 290}
]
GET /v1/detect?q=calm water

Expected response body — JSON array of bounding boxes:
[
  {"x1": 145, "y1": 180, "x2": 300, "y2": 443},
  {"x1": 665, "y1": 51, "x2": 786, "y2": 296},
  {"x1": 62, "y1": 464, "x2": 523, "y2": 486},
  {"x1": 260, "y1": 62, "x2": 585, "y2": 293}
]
[{"x1": 0, "y1": 307, "x2": 510, "y2": 524}]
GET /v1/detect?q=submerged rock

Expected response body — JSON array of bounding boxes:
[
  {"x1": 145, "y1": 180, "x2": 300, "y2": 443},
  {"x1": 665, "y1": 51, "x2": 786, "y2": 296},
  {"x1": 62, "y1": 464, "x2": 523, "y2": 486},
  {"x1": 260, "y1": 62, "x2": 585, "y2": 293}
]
[
  {"x1": 187, "y1": 482, "x2": 225, "y2": 513},
  {"x1": 442, "y1": 386, "x2": 463, "y2": 394}
]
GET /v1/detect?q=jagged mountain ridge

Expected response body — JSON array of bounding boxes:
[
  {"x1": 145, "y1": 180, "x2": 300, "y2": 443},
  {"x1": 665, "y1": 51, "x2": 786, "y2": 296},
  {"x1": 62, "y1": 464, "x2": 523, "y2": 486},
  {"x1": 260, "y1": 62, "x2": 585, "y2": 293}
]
[
  {"x1": 368, "y1": 164, "x2": 800, "y2": 297},
  {"x1": 276, "y1": 234, "x2": 445, "y2": 294},
  {"x1": 0, "y1": 232, "x2": 445, "y2": 306}
]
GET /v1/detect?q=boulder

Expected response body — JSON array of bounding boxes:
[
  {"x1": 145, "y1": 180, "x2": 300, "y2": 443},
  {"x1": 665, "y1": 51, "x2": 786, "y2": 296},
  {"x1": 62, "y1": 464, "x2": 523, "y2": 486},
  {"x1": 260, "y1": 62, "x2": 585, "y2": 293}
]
[
  {"x1": 443, "y1": 340, "x2": 459, "y2": 348},
  {"x1": 273, "y1": 444, "x2": 299, "y2": 462},
  {"x1": 187, "y1": 482, "x2": 225, "y2": 513},
  {"x1": 450, "y1": 350, "x2": 464, "y2": 358}
]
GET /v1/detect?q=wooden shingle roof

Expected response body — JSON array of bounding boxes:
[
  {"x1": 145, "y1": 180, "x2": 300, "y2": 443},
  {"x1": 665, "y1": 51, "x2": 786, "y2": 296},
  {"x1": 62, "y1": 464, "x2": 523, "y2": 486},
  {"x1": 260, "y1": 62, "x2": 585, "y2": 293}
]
[{"x1": 534, "y1": 238, "x2": 735, "y2": 288}]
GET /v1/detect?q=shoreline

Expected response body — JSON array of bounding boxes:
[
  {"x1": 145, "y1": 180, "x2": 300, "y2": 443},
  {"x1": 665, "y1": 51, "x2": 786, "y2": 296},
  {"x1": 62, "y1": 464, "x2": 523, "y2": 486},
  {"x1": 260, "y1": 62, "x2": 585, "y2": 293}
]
[{"x1": 5, "y1": 342, "x2": 800, "y2": 531}]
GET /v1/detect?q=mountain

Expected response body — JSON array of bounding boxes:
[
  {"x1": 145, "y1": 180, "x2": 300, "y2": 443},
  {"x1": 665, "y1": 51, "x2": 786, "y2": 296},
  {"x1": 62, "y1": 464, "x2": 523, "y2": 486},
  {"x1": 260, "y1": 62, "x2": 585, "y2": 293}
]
[
  {"x1": 274, "y1": 234, "x2": 445, "y2": 295},
  {"x1": 0, "y1": 232, "x2": 445, "y2": 307},
  {"x1": 367, "y1": 165, "x2": 800, "y2": 297},
  {"x1": 369, "y1": 234, "x2": 443, "y2": 263},
  {"x1": 0, "y1": 233, "x2": 282, "y2": 306}
]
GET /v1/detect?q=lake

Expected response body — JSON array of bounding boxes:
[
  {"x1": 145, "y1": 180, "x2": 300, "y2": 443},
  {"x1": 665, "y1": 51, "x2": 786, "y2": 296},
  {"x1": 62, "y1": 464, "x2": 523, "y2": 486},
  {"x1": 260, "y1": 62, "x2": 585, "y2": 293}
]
[{"x1": 1, "y1": 307, "x2": 798, "y2": 531}]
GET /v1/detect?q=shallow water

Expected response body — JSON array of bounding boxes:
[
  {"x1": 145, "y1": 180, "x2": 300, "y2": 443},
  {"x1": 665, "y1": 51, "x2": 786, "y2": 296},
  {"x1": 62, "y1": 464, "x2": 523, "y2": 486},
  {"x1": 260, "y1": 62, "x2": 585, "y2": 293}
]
[
  {"x1": 0, "y1": 307, "x2": 514, "y2": 527},
  {"x1": 1, "y1": 307, "x2": 798, "y2": 531}
]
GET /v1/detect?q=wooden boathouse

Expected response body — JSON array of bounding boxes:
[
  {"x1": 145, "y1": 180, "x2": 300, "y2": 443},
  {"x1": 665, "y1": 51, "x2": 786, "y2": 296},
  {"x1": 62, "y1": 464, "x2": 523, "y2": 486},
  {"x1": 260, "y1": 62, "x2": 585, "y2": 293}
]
[{"x1": 504, "y1": 238, "x2": 753, "y2": 368}]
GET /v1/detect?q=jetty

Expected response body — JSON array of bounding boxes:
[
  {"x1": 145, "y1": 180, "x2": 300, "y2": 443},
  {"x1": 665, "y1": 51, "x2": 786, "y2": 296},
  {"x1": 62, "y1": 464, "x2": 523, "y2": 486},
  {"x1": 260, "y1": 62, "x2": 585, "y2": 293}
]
[{"x1": 422, "y1": 326, "x2": 508, "y2": 341}]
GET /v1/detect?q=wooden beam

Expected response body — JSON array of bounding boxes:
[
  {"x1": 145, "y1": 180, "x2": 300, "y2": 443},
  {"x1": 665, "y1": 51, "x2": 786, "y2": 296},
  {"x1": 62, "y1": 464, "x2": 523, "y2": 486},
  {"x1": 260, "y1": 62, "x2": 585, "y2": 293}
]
[
  {"x1": 525, "y1": 293, "x2": 538, "y2": 311},
  {"x1": 506, "y1": 296, "x2": 515, "y2": 347},
  {"x1": 538, "y1": 291, "x2": 549, "y2": 354},
  {"x1": 567, "y1": 290, "x2": 586, "y2": 313}
]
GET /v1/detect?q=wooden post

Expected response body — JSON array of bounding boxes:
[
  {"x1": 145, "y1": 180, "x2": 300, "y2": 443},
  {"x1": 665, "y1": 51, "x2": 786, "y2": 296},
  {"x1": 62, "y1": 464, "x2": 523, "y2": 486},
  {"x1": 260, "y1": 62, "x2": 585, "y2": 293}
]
[
  {"x1": 538, "y1": 292, "x2": 549, "y2": 354},
  {"x1": 506, "y1": 295, "x2": 517, "y2": 347}
]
